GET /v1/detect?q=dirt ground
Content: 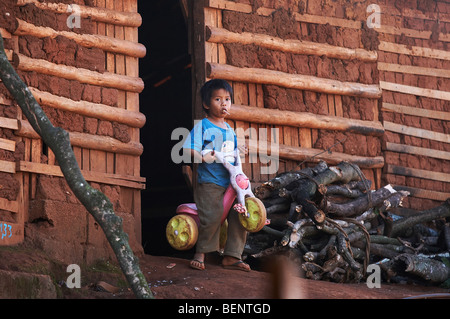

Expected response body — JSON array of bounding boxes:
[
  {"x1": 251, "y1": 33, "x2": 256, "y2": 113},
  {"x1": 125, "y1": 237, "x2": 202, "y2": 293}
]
[
  {"x1": 0, "y1": 245, "x2": 449, "y2": 300},
  {"x1": 62, "y1": 253, "x2": 450, "y2": 300},
  {"x1": 138, "y1": 254, "x2": 450, "y2": 300}
]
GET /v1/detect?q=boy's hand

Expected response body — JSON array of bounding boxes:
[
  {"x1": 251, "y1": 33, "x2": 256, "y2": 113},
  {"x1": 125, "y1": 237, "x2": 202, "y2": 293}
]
[
  {"x1": 238, "y1": 145, "x2": 248, "y2": 156},
  {"x1": 202, "y1": 150, "x2": 216, "y2": 163}
]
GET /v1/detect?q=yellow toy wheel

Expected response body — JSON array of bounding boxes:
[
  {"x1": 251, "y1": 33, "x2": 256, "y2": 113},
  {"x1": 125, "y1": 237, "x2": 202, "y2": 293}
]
[
  {"x1": 166, "y1": 214, "x2": 198, "y2": 251},
  {"x1": 239, "y1": 197, "x2": 267, "y2": 233}
]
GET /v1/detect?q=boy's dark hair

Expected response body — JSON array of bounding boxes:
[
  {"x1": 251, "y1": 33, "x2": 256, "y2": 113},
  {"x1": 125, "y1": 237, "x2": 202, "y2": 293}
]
[{"x1": 200, "y1": 79, "x2": 233, "y2": 113}]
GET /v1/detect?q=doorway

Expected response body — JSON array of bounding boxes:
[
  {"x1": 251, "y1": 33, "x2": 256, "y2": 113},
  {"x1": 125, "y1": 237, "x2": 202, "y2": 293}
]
[{"x1": 138, "y1": 0, "x2": 193, "y2": 255}]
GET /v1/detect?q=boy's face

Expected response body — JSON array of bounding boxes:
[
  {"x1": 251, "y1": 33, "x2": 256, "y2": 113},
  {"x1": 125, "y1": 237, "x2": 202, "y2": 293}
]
[{"x1": 204, "y1": 88, "x2": 232, "y2": 119}]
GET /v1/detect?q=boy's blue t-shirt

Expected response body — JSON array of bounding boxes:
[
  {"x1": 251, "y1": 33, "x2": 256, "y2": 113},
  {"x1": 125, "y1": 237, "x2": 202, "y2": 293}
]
[{"x1": 183, "y1": 118, "x2": 237, "y2": 188}]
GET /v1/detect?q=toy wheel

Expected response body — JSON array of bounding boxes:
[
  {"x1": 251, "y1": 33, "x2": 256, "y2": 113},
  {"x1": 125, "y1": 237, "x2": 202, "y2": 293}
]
[
  {"x1": 166, "y1": 214, "x2": 198, "y2": 250},
  {"x1": 239, "y1": 197, "x2": 267, "y2": 233}
]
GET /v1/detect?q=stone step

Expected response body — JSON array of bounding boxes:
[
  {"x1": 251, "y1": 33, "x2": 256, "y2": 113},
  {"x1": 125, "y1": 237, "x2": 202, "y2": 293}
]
[{"x1": 0, "y1": 269, "x2": 57, "y2": 299}]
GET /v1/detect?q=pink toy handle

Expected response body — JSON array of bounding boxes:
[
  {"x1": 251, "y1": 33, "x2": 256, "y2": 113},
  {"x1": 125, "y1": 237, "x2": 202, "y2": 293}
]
[
  {"x1": 176, "y1": 185, "x2": 237, "y2": 225},
  {"x1": 221, "y1": 185, "x2": 237, "y2": 224}
]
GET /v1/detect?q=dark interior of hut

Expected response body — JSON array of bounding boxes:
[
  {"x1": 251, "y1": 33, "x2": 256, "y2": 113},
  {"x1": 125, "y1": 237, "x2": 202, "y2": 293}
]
[{"x1": 138, "y1": 0, "x2": 194, "y2": 256}]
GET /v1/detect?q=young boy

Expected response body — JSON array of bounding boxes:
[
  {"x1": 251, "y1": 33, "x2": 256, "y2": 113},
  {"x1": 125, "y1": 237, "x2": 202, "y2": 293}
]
[{"x1": 183, "y1": 79, "x2": 250, "y2": 271}]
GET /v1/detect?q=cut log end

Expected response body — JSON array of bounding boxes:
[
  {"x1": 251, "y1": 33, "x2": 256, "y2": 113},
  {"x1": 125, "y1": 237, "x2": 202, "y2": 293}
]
[{"x1": 313, "y1": 210, "x2": 326, "y2": 224}]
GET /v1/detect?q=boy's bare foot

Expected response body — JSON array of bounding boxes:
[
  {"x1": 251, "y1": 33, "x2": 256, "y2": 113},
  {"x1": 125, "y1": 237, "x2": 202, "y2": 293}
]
[
  {"x1": 222, "y1": 256, "x2": 251, "y2": 272},
  {"x1": 190, "y1": 253, "x2": 205, "y2": 270}
]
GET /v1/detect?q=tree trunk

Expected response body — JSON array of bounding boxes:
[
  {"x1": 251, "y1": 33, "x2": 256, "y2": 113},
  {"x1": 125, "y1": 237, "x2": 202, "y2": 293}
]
[
  {"x1": 323, "y1": 186, "x2": 409, "y2": 217},
  {"x1": 390, "y1": 199, "x2": 450, "y2": 238},
  {"x1": 324, "y1": 180, "x2": 372, "y2": 198},
  {"x1": 394, "y1": 253, "x2": 450, "y2": 283},
  {"x1": 255, "y1": 163, "x2": 328, "y2": 199},
  {"x1": 0, "y1": 34, "x2": 153, "y2": 299}
]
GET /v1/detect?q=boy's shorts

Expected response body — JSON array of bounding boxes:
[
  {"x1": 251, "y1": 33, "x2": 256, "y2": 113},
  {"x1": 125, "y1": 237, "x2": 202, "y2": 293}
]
[{"x1": 194, "y1": 183, "x2": 247, "y2": 259}]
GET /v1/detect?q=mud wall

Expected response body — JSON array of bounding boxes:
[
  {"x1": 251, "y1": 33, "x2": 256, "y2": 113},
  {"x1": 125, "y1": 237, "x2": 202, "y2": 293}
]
[
  {"x1": 0, "y1": 0, "x2": 145, "y2": 264},
  {"x1": 199, "y1": 0, "x2": 449, "y2": 211}
]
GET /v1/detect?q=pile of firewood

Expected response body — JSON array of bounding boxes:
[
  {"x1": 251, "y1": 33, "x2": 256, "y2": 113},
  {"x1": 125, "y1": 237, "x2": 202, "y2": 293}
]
[{"x1": 245, "y1": 161, "x2": 450, "y2": 287}]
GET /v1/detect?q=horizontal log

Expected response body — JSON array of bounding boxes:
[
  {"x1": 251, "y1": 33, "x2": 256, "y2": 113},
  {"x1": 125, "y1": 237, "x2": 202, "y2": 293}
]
[
  {"x1": 240, "y1": 137, "x2": 385, "y2": 169},
  {"x1": 29, "y1": 88, "x2": 146, "y2": 128},
  {"x1": 260, "y1": 162, "x2": 329, "y2": 192},
  {"x1": 380, "y1": 81, "x2": 450, "y2": 101},
  {"x1": 378, "y1": 24, "x2": 450, "y2": 44},
  {"x1": 370, "y1": 235, "x2": 402, "y2": 246},
  {"x1": 0, "y1": 95, "x2": 12, "y2": 106},
  {"x1": 384, "y1": 121, "x2": 450, "y2": 144},
  {"x1": 3, "y1": 49, "x2": 13, "y2": 61},
  {"x1": 209, "y1": 1, "x2": 450, "y2": 42},
  {"x1": 379, "y1": 25, "x2": 431, "y2": 41},
  {"x1": 381, "y1": 102, "x2": 450, "y2": 121},
  {"x1": 208, "y1": 0, "x2": 252, "y2": 13},
  {"x1": 379, "y1": 5, "x2": 450, "y2": 25},
  {"x1": 206, "y1": 26, "x2": 377, "y2": 62},
  {"x1": 0, "y1": 198, "x2": 19, "y2": 213},
  {"x1": 291, "y1": 11, "x2": 361, "y2": 29},
  {"x1": 17, "y1": 120, "x2": 143, "y2": 156},
  {"x1": 0, "y1": 117, "x2": 18, "y2": 130},
  {"x1": 13, "y1": 19, "x2": 146, "y2": 58},
  {"x1": 68, "y1": 132, "x2": 143, "y2": 156},
  {"x1": 230, "y1": 104, "x2": 384, "y2": 136},
  {"x1": 0, "y1": 28, "x2": 11, "y2": 39},
  {"x1": 208, "y1": 62, "x2": 382, "y2": 98},
  {"x1": 391, "y1": 199, "x2": 450, "y2": 238},
  {"x1": 386, "y1": 164, "x2": 450, "y2": 183},
  {"x1": 379, "y1": 41, "x2": 450, "y2": 61},
  {"x1": 394, "y1": 253, "x2": 450, "y2": 283},
  {"x1": 208, "y1": 0, "x2": 362, "y2": 29},
  {"x1": 323, "y1": 184, "x2": 407, "y2": 217},
  {"x1": 325, "y1": 180, "x2": 373, "y2": 197},
  {"x1": 17, "y1": 161, "x2": 146, "y2": 190},
  {"x1": 393, "y1": 184, "x2": 450, "y2": 202},
  {"x1": 0, "y1": 137, "x2": 15, "y2": 152},
  {"x1": 0, "y1": 160, "x2": 16, "y2": 174},
  {"x1": 17, "y1": 0, "x2": 142, "y2": 27},
  {"x1": 15, "y1": 53, "x2": 144, "y2": 93},
  {"x1": 385, "y1": 142, "x2": 450, "y2": 161},
  {"x1": 281, "y1": 145, "x2": 385, "y2": 168},
  {"x1": 358, "y1": 242, "x2": 399, "y2": 259},
  {"x1": 378, "y1": 62, "x2": 450, "y2": 79}
]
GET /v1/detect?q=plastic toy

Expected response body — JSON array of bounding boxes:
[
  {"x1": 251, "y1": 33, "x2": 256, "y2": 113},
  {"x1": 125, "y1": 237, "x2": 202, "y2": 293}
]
[{"x1": 166, "y1": 149, "x2": 268, "y2": 251}]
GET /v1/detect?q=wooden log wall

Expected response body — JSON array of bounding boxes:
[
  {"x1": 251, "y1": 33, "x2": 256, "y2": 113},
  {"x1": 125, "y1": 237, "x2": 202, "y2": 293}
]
[
  {"x1": 192, "y1": 0, "x2": 449, "y2": 211},
  {"x1": 0, "y1": 0, "x2": 145, "y2": 250},
  {"x1": 376, "y1": 1, "x2": 450, "y2": 210},
  {"x1": 196, "y1": 0, "x2": 383, "y2": 191}
]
